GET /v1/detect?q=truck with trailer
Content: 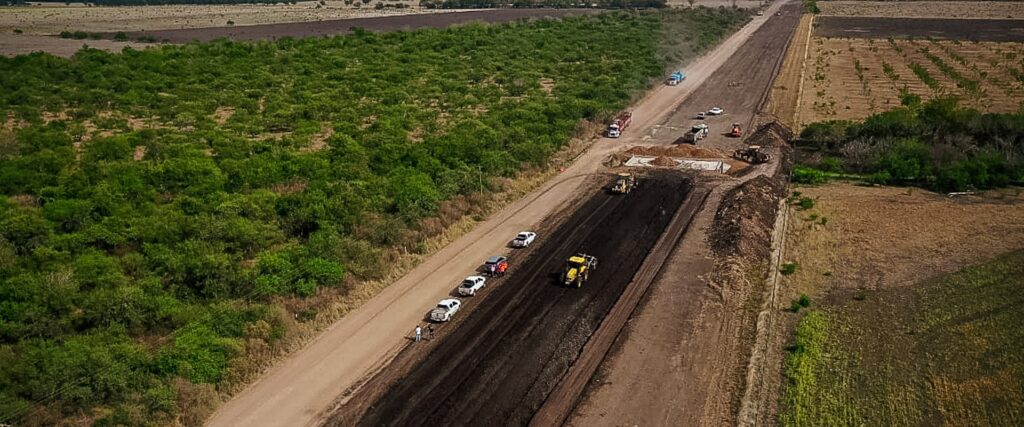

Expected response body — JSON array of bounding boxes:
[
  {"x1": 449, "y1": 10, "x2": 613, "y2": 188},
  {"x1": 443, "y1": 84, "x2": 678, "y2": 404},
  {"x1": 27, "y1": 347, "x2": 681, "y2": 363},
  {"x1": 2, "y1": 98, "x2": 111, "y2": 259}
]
[
  {"x1": 681, "y1": 123, "x2": 709, "y2": 143},
  {"x1": 605, "y1": 112, "x2": 632, "y2": 138}
]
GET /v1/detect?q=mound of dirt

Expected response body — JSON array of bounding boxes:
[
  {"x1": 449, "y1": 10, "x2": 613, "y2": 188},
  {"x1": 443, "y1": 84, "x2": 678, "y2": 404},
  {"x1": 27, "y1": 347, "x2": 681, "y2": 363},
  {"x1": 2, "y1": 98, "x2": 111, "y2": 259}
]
[
  {"x1": 746, "y1": 121, "x2": 793, "y2": 148},
  {"x1": 650, "y1": 156, "x2": 677, "y2": 167},
  {"x1": 710, "y1": 174, "x2": 788, "y2": 259},
  {"x1": 626, "y1": 145, "x2": 725, "y2": 159}
]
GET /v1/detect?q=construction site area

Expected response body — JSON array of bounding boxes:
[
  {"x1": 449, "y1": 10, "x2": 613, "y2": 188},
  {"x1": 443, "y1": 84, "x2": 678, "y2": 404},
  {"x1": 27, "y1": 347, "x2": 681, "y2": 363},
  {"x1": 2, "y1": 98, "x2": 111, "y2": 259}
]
[{"x1": 301, "y1": 2, "x2": 801, "y2": 426}]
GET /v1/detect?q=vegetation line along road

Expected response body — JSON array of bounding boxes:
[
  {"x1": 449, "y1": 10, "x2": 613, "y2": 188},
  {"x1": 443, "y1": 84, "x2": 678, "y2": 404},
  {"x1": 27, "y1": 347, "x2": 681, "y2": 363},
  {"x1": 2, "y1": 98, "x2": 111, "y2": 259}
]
[{"x1": 0, "y1": 8, "x2": 751, "y2": 425}]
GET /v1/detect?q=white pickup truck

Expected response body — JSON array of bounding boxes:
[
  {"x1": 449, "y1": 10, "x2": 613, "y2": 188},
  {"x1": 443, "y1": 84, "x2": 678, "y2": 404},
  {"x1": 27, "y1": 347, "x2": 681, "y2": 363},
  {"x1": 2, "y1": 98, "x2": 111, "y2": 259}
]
[
  {"x1": 512, "y1": 231, "x2": 537, "y2": 248},
  {"x1": 457, "y1": 276, "x2": 487, "y2": 296},
  {"x1": 430, "y1": 299, "x2": 462, "y2": 322}
]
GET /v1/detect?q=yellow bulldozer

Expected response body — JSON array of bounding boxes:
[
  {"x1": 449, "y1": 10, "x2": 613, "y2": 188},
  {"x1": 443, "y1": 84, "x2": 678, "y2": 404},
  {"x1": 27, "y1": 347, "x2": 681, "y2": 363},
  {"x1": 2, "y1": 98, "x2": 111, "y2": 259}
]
[
  {"x1": 611, "y1": 172, "x2": 638, "y2": 195},
  {"x1": 562, "y1": 253, "x2": 598, "y2": 288}
]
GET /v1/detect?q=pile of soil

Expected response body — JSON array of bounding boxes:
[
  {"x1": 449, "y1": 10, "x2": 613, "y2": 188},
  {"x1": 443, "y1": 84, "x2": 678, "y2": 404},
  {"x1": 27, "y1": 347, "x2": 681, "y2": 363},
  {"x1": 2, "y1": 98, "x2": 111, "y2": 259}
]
[
  {"x1": 626, "y1": 145, "x2": 725, "y2": 159},
  {"x1": 650, "y1": 156, "x2": 678, "y2": 167},
  {"x1": 746, "y1": 121, "x2": 793, "y2": 148},
  {"x1": 710, "y1": 173, "x2": 789, "y2": 259}
]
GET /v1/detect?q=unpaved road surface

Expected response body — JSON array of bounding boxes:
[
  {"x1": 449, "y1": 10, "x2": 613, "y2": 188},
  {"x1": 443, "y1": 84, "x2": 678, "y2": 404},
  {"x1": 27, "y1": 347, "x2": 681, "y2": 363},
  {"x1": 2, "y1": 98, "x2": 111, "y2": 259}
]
[
  {"x1": 207, "y1": 5, "x2": 786, "y2": 427},
  {"x1": 569, "y1": 2, "x2": 800, "y2": 426},
  {"x1": 342, "y1": 172, "x2": 692, "y2": 427},
  {"x1": 815, "y1": 16, "x2": 1024, "y2": 41},
  {"x1": 116, "y1": 9, "x2": 595, "y2": 43}
]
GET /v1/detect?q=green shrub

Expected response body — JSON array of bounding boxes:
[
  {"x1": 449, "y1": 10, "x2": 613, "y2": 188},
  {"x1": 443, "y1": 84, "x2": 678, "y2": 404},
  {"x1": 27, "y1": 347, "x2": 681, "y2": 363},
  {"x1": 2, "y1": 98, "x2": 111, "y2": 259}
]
[
  {"x1": 797, "y1": 197, "x2": 815, "y2": 210},
  {"x1": 781, "y1": 262, "x2": 799, "y2": 275}
]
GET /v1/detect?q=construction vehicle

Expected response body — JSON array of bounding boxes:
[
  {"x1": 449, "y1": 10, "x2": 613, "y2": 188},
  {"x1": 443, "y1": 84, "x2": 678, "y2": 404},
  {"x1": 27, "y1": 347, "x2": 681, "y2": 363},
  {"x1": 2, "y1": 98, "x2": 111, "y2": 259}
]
[
  {"x1": 733, "y1": 145, "x2": 772, "y2": 164},
  {"x1": 681, "y1": 123, "x2": 709, "y2": 143},
  {"x1": 562, "y1": 254, "x2": 598, "y2": 288},
  {"x1": 606, "y1": 112, "x2": 632, "y2": 138},
  {"x1": 666, "y1": 71, "x2": 685, "y2": 86},
  {"x1": 611, "y1": 172, "x2": 638, "y2": 194},
  {"x1": 730, "y1": 122, "x2": 742, "y2": 138}
]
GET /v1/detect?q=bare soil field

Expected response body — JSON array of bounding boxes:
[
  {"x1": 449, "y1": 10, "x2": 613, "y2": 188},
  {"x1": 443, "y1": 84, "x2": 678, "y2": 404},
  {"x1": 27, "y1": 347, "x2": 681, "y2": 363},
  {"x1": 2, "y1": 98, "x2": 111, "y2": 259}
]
[
  {"x1": 115, "y1": 8, "x2": 596, "y2": 43},
  {"x1": 0, "y1": 33, "x2": 150, "y2": 57},
  {"x1": 0, "y1": 2, "x2": 423, "y2": 35},
  {"x1": 772, "y1": 182, "x2": 1024, "y2": 425},
  {"x1": 815, "y1": 17, "x2": 1024, "y2": 41},
  {"x1": 328, "y1": 171, "x2": 694, "y2": 426},
  {"x1": 820, "y1": 1, "x2": 1024, "y2": 20},
  {"x1": 796, "y1": 36, "x2": 1024, "y2": 127}
]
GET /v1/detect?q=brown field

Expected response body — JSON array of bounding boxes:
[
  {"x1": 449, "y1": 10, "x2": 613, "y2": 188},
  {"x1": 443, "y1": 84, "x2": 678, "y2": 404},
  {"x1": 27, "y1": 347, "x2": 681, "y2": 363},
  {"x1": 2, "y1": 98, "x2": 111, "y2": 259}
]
[
  {"x1": 773, "y1": 183, "x2": 1024, "y2": 426},
  {"x1": 796, "y1": 36, "x2": 1024, "y2": 127},
  {"x1": 0, "y1": 2, "x2": 423, "y2": 35},
  {"x1": 820, "y1": 1, "x2": 1024, "y2": 20}
]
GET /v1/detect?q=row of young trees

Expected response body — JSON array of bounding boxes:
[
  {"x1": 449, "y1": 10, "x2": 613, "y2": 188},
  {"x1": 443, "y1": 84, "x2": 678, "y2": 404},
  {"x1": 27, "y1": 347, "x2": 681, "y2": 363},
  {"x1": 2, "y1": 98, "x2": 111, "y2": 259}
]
[
  {"x1": 795, "y1": 96, "x2": 1024, "y2": 191},
  {"x1": 0, "y1": 8, "x2": 751, "y2": 424}
]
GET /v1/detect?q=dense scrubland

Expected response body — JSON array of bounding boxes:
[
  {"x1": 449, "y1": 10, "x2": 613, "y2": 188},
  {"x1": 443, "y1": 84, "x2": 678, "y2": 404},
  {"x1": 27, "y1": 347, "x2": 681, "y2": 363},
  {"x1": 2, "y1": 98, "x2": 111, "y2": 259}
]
[
  {"x1": 782, "y1": 251, "x2": 1024, "y2": 427},
  {"x1": 0, "y1": 8, "x2": 749, "y2": 425},
  {"x1": 794, "y1": 97, "x2": 1024, "y2": 191}
]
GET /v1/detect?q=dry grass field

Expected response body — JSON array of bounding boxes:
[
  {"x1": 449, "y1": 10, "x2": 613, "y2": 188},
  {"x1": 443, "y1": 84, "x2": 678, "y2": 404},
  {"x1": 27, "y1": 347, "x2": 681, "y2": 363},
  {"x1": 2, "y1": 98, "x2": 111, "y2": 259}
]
[
  {"x1": 776, "y1": 182, "x2": 1024, "y2": 426},
  {"x1": 796, "y1": 37, "x2": 1024, "y2": 127},
  {"x1": 0, "y1": 1, "x2": 423, "y2": 35}
]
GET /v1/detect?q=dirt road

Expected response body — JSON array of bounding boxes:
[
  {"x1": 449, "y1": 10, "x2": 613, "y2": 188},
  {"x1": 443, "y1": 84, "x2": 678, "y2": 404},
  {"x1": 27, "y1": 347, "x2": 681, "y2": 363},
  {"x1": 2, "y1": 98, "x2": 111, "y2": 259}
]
[
  {"x1": 569, "y1": 2, "x2": 800, "y2": 426},
  {"x1": 206, "y1": 4, "x2": 787, "y2": 427}
]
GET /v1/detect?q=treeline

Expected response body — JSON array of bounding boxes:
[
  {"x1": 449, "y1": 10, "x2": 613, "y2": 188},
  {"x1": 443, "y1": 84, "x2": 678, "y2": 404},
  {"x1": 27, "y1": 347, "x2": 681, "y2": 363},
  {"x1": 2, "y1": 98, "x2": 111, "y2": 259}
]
[
  {"x1": 0, "y1": 8, "x2": 750, "y2": 425},
  {"x1": 421, "y1": 0, "x2": 666, "y2": 9},
  {"x1": 795, "y1": 97, "x2": 1024, "y2": 191},
  {"x1": 28, "y1": 0, "x2": 287, "y2": 5}
]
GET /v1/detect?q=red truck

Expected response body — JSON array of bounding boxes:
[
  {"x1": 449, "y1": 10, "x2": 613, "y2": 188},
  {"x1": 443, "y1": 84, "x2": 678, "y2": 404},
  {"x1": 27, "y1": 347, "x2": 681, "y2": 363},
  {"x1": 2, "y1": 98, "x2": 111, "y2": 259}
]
[{"x1": 605, "y1": 112, "x2": 632, "y2": 138}]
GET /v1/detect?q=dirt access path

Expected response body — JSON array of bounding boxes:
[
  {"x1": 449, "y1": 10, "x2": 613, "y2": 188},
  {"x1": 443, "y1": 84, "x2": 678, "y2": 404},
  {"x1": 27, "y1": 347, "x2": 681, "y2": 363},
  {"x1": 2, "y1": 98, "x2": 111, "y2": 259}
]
[
  {"x1": 568, "y1": 3, "x2": 800, "y2": 426},
  {"x1": 206, "y1": 4, "x2": 789, "y2": 427}
]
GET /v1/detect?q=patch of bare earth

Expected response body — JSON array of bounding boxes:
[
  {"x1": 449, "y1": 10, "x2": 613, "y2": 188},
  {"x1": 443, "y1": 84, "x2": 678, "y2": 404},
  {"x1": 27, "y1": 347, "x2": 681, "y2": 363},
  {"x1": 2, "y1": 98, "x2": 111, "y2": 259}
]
[
  {"x1": 213, "y1": 107, "x2": 235, "y2": 125},
  {"x1": 302, "y1": 124, "x2": 334, "y2": 153}
]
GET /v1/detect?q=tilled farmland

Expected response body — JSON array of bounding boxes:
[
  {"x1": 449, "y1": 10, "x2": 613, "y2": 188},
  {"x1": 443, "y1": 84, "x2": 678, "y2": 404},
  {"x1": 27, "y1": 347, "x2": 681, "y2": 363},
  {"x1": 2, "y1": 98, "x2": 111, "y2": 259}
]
[{"x1": 326, "y1": 171, "x2": 694, "y2": 426}]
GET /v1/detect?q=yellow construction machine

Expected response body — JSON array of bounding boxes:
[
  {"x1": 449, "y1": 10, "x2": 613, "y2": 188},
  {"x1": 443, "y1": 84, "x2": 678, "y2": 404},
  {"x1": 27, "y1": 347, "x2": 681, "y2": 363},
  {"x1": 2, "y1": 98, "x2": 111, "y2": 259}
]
[
  {"x1": 562, "y1": 254, "x2": 598, "y2": 288},
  {"x1": 611, "y1": 172, "x2": 638, "y2": 195}
]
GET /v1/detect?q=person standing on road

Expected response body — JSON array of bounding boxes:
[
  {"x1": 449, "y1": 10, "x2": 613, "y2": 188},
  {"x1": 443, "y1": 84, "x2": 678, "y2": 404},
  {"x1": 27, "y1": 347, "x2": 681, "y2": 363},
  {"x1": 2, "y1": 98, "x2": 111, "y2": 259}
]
[
  {"x1": 427, "y1": 325, "x2": 434, "y2": 340},
  {"x1": 415, "y1": 326, "x2": 422, "y2": 342}
]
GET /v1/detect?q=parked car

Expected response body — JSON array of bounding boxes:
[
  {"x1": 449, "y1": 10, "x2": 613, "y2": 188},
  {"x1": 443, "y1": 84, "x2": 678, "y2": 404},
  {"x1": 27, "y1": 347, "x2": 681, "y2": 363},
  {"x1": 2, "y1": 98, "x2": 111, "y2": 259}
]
[
  {"x1": 430, "y1": 299, "x2": 462, "y2": 322},
  {"x1": 512, "y1": 231, "x2": 537, "y2": 248},
  {"x1": 696, "y1": 112, "x2": 706, "y2": 120},
  {"x1": 708, "y1": 107, "x2": 724, "y2": 115},
  {"x1": 484, "y1": 256, "x2": 509, "y2": 277},
  {"x1": 457, "y1": 276, "x2": 487, "y2": 296}
]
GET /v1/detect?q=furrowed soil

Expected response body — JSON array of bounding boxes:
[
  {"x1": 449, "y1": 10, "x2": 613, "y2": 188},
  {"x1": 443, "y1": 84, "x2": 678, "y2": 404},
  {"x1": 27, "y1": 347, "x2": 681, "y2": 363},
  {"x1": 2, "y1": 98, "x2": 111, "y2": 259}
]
[
  {"x1": 796, "y1": 37, "x2": 1024, "y2": 127},
  {"x1": 772, "y1": 183, "x2": 1024, "y2": 426},
  {"x1": 820, "y1": 1, "x2": 1024, "y2": 20},
  {"x1": 815, "y1": 17, "x2": 1024, "y2": 42},
  {"x1": 329, "y1": 171, "x2": 693, "y2": 426}
]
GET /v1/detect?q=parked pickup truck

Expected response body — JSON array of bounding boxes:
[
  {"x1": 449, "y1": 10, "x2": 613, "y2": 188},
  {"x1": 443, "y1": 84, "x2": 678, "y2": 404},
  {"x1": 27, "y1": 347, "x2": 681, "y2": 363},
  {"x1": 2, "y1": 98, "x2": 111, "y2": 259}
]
[
  {"x1": 430, "y1": 299, "x2": 462, "y2": 322},
  {"x1": 512, "y1": 231, "x2": 537, "y2": 248},
  {"x1": 457, "y1": 276, "x2": 487, "y2": 296}
]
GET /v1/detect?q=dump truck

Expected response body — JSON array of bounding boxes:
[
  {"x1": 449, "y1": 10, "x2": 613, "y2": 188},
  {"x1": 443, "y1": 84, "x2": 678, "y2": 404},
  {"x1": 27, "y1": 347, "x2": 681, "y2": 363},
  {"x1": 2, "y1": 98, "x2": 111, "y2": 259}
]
[
  {"x1": 666, "y1": 71, "x2": 685, "y2": 86},
  {"x1": 681, "y1": 123, "x2": 709, "y2": 143},
  {"x1": 611, "y1": 172, "x2": 638, "y2": 194},
  {"x1": 606, "y1": 112, "x2": 632, "y2": 138},
  {"x1": 730, "y1": 122, "x2": 742, "y2": 138},
  {"x1": 562, "y1": 253, "x2": 598, "y2": 288},
  {"x1": 733, "y1": 145, "x2": 771, "y2": 164}
]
